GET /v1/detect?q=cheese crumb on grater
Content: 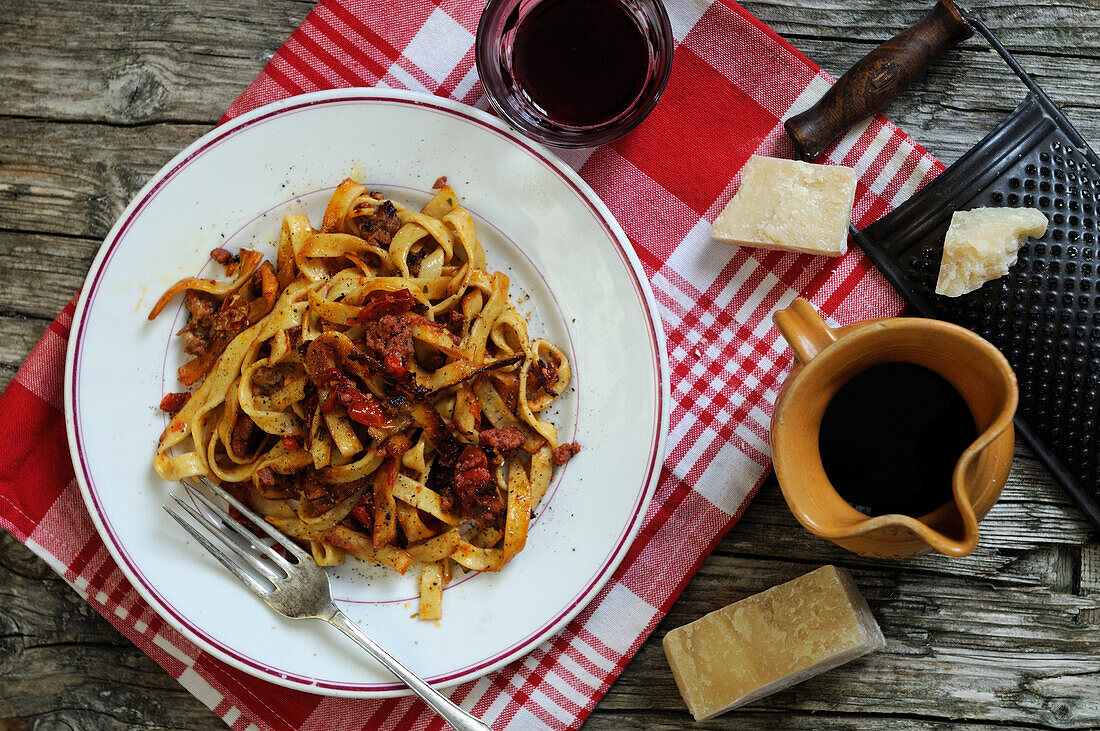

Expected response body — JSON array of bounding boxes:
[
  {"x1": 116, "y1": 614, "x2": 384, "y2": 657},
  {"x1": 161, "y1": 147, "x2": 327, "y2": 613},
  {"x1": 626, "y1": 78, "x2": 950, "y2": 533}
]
[
  {"x1": 711, "y1": 155, "x2": 857, "y2": 257},
  {"x1": 662, "y1": 565, "x2": 885, "y2": 722},
  {"x1": 935, "y1": 207, "x2": 1049, "y2": 297}
]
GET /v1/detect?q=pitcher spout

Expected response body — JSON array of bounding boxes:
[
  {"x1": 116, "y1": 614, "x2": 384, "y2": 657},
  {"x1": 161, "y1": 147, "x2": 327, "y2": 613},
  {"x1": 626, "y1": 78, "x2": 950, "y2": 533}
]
[
  {"x1": 806, "y1": 490, "x2": 979, "y2": 558},
  {"x1": 921, "y1": 409, "x2": 1016, "y2": 557},
  {"x1": 916, "y1": 488, "x2": 980, "y2": 557}
]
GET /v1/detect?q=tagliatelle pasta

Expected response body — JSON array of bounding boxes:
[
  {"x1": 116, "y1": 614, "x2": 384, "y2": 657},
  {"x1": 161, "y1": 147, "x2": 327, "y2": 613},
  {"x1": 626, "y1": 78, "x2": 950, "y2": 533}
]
[{"x1": 150, "y1": 177, "x2": 579, "y2": 620}]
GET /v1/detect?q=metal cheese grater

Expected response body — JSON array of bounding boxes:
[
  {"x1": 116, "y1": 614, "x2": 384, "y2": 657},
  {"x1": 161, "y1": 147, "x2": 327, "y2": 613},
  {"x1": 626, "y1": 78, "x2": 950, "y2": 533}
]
[{"x1": 850, "y1": 16, "x2": 1100, "y2": 528}]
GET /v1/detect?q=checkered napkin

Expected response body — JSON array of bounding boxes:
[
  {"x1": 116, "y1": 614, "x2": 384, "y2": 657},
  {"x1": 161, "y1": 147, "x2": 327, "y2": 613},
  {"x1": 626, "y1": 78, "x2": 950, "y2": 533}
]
[{"x1": 0, "y1": 0, "x2": 944, "y2": 728}]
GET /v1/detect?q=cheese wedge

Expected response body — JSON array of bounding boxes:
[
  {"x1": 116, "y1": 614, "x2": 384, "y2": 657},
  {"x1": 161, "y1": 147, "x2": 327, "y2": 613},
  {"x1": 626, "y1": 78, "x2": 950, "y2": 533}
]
[
  {"x1": 663, "y1": 565, "x2": 885, "y2": 721},
  {"x1": 711, "y1": 155, "x2": 857, "y2": 256},
  {"x1": 935, "y1": 207, "x2": 1048, "y2": 297}
]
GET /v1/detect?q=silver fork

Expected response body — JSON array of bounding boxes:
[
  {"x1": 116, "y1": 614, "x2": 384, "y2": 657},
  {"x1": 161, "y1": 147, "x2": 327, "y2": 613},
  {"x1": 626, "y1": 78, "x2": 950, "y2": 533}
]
[{"x1": 164, "y1": 475, "x2": 491, "y2": 731}]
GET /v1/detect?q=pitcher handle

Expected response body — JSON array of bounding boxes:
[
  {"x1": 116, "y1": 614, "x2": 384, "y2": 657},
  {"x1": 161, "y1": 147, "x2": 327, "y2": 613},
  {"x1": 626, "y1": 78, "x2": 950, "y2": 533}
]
[{"x1": 774, "y1": 298, "x2": 837, "y2": 364}]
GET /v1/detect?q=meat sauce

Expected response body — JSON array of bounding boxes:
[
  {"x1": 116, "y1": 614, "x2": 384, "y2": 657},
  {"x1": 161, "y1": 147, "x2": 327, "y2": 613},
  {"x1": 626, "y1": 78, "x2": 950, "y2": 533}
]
[
  {"x1": 480, "y1": 427, "x2": 525, "y2": 451},
  {"x1": 552, "y1": 442, "x2": 581, "y2": 465},
  {"x1": 450, "y1": 444, "x2": 504, "y2": 527}
]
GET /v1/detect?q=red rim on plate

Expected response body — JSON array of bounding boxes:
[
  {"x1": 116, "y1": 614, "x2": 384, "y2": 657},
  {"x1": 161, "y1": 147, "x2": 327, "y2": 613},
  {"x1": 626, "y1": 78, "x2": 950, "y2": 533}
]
[{"x1": 64, "y1": 89, "x2": 669, "y2": 697}]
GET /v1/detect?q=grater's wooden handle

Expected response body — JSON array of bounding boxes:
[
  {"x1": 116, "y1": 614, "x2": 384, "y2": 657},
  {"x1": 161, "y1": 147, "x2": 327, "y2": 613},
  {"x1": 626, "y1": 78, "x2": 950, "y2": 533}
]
[{"x1": 785, "y1": 0, "x2": 972, "y2": 161}]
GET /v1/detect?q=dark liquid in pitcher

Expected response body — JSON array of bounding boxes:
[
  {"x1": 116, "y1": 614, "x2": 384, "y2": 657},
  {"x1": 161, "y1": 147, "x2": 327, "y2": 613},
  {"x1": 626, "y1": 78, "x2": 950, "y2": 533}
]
[
  {"x1": 818, "y1": 362, "x2": 977, "y2": 517},
  {"x1": 511, "y1": 0, "x2": 649, "y2": 127}
]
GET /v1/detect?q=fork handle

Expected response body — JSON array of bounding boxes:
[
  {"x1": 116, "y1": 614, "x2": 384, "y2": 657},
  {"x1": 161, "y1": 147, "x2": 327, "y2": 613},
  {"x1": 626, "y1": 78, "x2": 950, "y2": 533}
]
[{"x1": 326, "y1": 608, "x2": 493, "y2": 731}]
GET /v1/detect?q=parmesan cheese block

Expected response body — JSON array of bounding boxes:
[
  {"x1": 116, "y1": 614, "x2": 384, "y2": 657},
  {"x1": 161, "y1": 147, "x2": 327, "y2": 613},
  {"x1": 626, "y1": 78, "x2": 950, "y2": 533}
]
[
  {"x1": 663, "y1": 565, "x2": 885, "y2": 721},
  {"x1": 935, "y1": 207, "x2": 1048, "y2": 297},
  {"x1": 711, "y1": 155, "x2": 857, "y2": 256}
]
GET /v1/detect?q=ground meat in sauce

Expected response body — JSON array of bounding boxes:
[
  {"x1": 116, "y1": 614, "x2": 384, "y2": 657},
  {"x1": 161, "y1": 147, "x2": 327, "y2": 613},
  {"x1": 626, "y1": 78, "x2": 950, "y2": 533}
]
[
  {"x1": 300, "y1": 470, "x2": 339, "y2": 513},
  {"x1": 300, "y1": 471, "x2": 366, "y2": 514},
  {"x1": 530, "y1": 359, "x2": 559, "y2": 396},
  {"x1": 480, "y1": 427, "x2": 524, "y2": 451},
  {"x1": 217, "y1": 481, "x2": 255, "y2": 521},
  {"x1": 253, "y1": 468, "x2": 279, "y2": 496},
  {"x1": 543, "y1": 360, "x2": 558, "y2": 387},
  {"x1": 185, "y1": 290, "x2": 219, "y2": 320},
  {"x1": 178, "y1": 291, "x2": 220, "y2": 355},
  {"x1": 406, "y1": 247, "x2": 426, "y2": 277},
  {"x1": 352, "y1": 200, "x2": 402, "y2": 247},
  {"x1": 230, "y1": 414, "x2": 264, "y2": 457},
  {"x1": 178, "y1": 291, "x2": 250, "y2": 364},
  {"x1": 350, "y1": 489, "x2": 375, "y2": 533},
  {"x1": 179, "y1": 324, "x2": 210, "y2": 356},
  {"x1": 256, "y1": 466, "x2": 277, "y2": 492},
  {"x1": 250, "y1": 267, "x2": 267, "y2": 295},
  {"x1": 418, "y1": 347, "x2": 446, "y2": 372},
  {"x1": 212, "y1": 305, "x2": 249, "y2": 345},
  {"x1": 361, "y1": 314, "x2": 414, "y2": 375},
  {"x1": 252, "y1": 362, "x2": 294, "y2": 396},
  {"x1": 158, "y1": 392, "x2": 189, "y2": 413},
  {"x1": 432, "y1": 176, "x2": 448, "y2": 190},
  {"x1": 302, "y1": 340, "x2": 385, "y2": 426},
  {"x1": 445, "y1": 309, "x2": 465, "y2": 336},
  {"x1": 551, "y1": 442, "x2": 581, "y2": 465},
  {"x1": 254, "y1": 466, "x2": 298, "y2": 499},
  {"x1": 448, "y1": 445, "x2": 504, "y2": 527}
]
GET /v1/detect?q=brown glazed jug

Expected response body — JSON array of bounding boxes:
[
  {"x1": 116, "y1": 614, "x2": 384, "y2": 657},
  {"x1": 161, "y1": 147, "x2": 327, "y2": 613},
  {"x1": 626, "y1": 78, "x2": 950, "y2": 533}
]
[{"x1": 771, "y1": 298, "x2": 1018, "y2": 559}]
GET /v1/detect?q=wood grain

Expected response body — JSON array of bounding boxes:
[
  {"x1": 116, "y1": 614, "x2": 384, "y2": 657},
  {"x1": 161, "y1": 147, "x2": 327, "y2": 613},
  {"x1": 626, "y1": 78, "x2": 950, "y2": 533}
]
[
  {"x1": 0, "y1": 0, "x2": 1098, "y2": 729},
  {"x1": 756, "y1": 0, "x2": 1100, "y2": 58},
  {"x1": 0, "y1": 0, "x2": 310, "y2": 124}
]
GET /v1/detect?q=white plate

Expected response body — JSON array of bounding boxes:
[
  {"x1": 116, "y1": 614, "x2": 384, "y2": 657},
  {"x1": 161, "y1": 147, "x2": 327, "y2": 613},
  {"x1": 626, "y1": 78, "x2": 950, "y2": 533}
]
[{"x1": 64, "y1": 89, "x2": 669, "y2": 697}]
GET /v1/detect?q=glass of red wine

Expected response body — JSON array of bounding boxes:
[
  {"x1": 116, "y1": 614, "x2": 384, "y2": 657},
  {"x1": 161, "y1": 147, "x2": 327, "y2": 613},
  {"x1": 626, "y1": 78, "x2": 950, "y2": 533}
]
[{"x1": 476, "y1": 0, "x2": 674, "y2": 148}]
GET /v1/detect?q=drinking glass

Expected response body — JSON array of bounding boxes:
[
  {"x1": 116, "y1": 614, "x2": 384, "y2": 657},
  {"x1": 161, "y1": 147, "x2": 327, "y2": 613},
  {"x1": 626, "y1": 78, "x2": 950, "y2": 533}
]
[{"x1": 475, "y1": 0, "x2": 674, "y2": 148}]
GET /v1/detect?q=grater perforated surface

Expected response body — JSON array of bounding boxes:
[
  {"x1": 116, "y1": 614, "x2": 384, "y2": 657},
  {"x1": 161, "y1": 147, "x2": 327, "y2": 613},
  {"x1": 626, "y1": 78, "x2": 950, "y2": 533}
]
[{"x1": 856, "y1": 91, "x2": 1100, "y2": 527}]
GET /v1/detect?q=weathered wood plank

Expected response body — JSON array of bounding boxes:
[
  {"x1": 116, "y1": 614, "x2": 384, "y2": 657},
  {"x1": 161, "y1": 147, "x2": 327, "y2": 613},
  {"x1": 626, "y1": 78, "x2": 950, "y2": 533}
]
[
  {"x1": 747, "y1": 0, "x2": 1100, "y2": 59},
  {"x1": 0, "y1": 532, "x2": 219, "y2": 727},
  {"x1": 3, "y1": 0, "x2": 1099, "y2": 127},
  {"x1": 586, "y1": 710, "x2": 1026, "y2": 730},
  {"x1": 2, "y1": 1, "x2": 1098, "y2": 129},
  {"x1": 1082, "y1": 543, "x2": 1100, "y2": 594},
  {"x1": 0, "y1": 0, "x2": 310, "y2": 124},
  {"x1": 0, "y1": 118, "x2": 211, "y2": 240},
  {"x1": 0, "y1": 232, "x2": 98, "y2": 319}
]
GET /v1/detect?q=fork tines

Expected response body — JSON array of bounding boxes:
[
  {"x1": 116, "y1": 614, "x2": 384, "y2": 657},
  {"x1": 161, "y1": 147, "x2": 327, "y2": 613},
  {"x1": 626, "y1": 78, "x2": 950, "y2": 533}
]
[
  {"x1": 162, "y1": 476, "x2": 311, "y2": 596},
  {"x1": 193, "y1": 475, "x2": 310, "y2": 560}
]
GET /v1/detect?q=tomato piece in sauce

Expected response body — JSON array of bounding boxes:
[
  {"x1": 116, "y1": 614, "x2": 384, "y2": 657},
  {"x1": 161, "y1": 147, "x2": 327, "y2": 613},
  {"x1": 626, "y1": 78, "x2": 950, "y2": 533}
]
[{"x1": 355, "y1": 288, "x2": 415, "y2": 323}]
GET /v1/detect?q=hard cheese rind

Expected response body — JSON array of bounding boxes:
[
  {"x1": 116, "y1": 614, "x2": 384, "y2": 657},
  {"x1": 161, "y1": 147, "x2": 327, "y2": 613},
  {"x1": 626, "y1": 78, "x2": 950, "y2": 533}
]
[
  {"x1": 711, "y1": 155, "x2": 856, "y2": 256},
  {"x1": 662, "y1": 565, "x2": 885, "y2": 721},
  {"x1": 935, "y1": 207, "x2": 1049, "y2": 297}
]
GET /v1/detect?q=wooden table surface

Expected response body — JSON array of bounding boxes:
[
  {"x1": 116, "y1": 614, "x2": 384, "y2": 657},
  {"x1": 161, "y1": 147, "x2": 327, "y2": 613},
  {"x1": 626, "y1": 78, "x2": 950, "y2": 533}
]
[{"x1": 2, "y1": 0, "x2": 1099, "y2": 728}]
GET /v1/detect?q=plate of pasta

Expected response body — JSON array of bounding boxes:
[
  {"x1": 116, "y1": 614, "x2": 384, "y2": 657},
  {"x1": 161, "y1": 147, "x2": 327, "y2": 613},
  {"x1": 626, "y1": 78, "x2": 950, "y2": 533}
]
[{"x1": 64, "y1": 88, "x2": 668, "y2": 697}]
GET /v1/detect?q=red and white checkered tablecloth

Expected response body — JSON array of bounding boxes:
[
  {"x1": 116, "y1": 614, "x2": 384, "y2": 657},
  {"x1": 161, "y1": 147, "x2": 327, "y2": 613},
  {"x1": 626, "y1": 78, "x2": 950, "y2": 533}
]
[{"x1": 0, "y1": 0, "x2": 945, "y2": 728}]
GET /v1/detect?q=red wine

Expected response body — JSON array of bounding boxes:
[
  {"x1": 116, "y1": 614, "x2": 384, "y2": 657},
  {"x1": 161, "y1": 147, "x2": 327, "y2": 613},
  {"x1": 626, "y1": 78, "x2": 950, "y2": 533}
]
[
  {"x1": 511, "y1": 0, "x2": 649, "y2": 127},
  {"x1": 818, "y1": 362, "x2": 977, "y2": 517}
]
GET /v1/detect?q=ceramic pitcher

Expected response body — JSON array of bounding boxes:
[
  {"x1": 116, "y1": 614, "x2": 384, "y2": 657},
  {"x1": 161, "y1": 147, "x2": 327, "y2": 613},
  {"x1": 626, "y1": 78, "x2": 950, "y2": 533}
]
[{"x1": 771, "y1": 298, "x2": 1018, "y2": 559}]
